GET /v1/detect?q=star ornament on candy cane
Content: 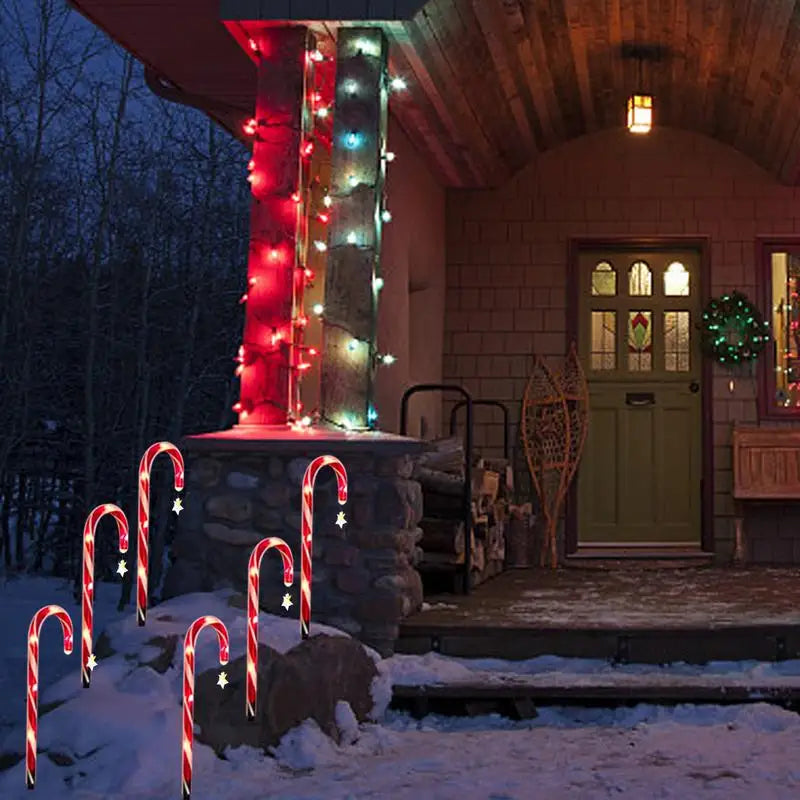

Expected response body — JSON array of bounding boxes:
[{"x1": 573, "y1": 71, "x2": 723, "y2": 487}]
[
  {"x1": 335, "y1": 510, "x2": 347, "y2": 529},
  {"x1": 281, "y1": 593, "x2": 293, "y2": 611}
]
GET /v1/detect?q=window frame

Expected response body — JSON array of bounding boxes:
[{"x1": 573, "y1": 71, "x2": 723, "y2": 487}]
[{"x1": 756, "y1": 237, "x2": 800, "y2": 420}]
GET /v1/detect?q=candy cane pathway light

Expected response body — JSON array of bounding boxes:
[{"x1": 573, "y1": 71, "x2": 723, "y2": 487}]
[
  {"x1": 26, "y1": 605, "x2": 74, "y2": 789},
  {"x1": 301, "y1": 455, "x2": 348, "y2": 639},
  {"x1": 246, "y1": 537, "x2": 294, "y2": 720},
  {"x1": 181, "y1": 616, "x2": 229, "y2": 800},
  {"x1": 138, "y1": 441, "x2": 184, "y2": 626},
  {"x1": 82, "y1": 503, "x2": 128, "y2": 687}
]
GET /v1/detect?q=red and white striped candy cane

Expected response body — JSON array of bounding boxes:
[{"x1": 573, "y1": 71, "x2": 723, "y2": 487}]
[
  {"x1": 301, "y1": 455, "x2": 348, "y2": 639},
  {"x1": 181, "y1": 616, "x2": 229, "y2": 800},
  {"x1": 26, "y1": 605, "x2": 73, "y2": 789},
  {"x1": 246, "y1": 537, "x2": 294, "y2": 720},
  {"x1": 82, "y1": 503, "x2": 128, "y2": 688},
  {"x1": 138, "y1": 441, "x2": 184, "y2": 626}
]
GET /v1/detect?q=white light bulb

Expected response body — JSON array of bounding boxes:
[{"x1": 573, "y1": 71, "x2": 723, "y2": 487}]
[
  {"x1": 323, "y1": 194, "x2": 333, "y2": 208},
  {"x1": 300, "y1": 416, "x2": 312, "y2": 426},
  {"x1": 381, "y1": 209, "x2": 392, "y2": 223},
  {"x1": 382, "y1": 354, "x2": 396, "y2": 365},
  {"x1": 346, "y1": 231, "x2": 358, "y2": 245},
  {"x1": 312, "y1": 303, "x2": 324, "y2": 315},
  {"x1": 348, "y1": 339, "x2": 359, "y2": 352},
  {"x1": 389, "y1": 76, "x2": 407, "y2": 91},
  {"x1": 343, "y1": 79, "x2": 358, "y2": 95},
  {"x1": 373, "y1": 277, "x2": 384, "y2": 290},
  {"x1": 384, "y1": 151, "x2": 396, "y2": 162},
  {"x1": 348, "y1": 175, "x2": 359, "y2": 188},
  {"x1": 314, "y1": 240, "x2": 327, "y2": 252},
  {"x1": 316, "y1": 107, "x2": 329, "y2": 118}
]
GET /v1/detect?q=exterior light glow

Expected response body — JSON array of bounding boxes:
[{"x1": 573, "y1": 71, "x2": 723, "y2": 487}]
[
  {"x1": 312, "y1": 303, "x2": 324, "y2": 315},
  {"x1": 389, "y1": 76, "x2": 407, "y2": 91},
  {"x1": 627, "y1": 94, "x2": 653, "y2": 134}
]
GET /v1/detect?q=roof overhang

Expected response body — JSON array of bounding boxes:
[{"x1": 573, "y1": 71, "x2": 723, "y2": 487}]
[{"x1": 69, "y1": 1, "x2": 800, "y2": 187}]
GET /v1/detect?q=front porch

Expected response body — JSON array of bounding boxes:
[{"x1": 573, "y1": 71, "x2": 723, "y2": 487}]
[{"x1": 398, "y1": 566, "x2": 800, "y2": 663}]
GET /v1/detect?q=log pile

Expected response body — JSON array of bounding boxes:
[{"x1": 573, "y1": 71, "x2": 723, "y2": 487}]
[{"x1": 414, "y1": 438, "x2": 510, "y2": 591}]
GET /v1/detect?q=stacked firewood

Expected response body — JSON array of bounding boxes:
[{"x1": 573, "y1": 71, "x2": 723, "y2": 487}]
[{"x1": 414, "y1": 438, "x2": 510, "y2": 591}]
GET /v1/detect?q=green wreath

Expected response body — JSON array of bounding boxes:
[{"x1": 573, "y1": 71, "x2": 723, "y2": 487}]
[{"x1": 699, "y1": 290, "x2": 769, "y2": 365}]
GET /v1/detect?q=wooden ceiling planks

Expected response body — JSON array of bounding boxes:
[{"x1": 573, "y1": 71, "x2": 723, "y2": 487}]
[
  {"x1": 72, "y1": 0, "x2": 800, "y2": 186},
  {"x1": 470, "y1": 0, "x2": 540, "y2": 153}
]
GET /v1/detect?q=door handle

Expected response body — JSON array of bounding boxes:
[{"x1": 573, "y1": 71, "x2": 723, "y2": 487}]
[{"x1": 626, "y1": 392, "x2": 654, "y2": 406}]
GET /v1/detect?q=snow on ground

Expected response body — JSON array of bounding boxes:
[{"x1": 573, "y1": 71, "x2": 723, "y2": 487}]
[
  {"x1": 385, "y1": 650, "x2": 800, "y2": 690},
  {"x1": 1, "y1": 576, "x2": 800, "y2": 798}
]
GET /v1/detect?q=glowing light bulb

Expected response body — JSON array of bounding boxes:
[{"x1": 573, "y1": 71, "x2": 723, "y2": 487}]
[
  {"x1": 248, "y1": 38, "x2": 258, "y2": 52},
  {"x1": 291, "y1": 191, "x2": 302, "y2": 204},
  {"x1": 323, "y1": 194, "x2": 333, "y2": 208},
  {"x1": 382, "y1": 354, "x2": 396, "y2": 365},
  {"x1": 318, "y1": 212, "x2": 329, "y2": 223},
  {"x1": 373, "y1": 277, "x2": 384, "y2": 291},
  {"x1": 314, "y1": 240, "x2": 327, "y2": 252},
  {"x1": 346, "y1": 231, "x2": 358, "y2": 245},
  {"x1": 300, "y1": 416, "x2": 312, "y2": 427},
  {"x1": 316, "y1": 107, "x2": 329, "y2": 118},
  {"x1": 389, "y1": 76, "x2": 407, "y2": 91},
  {"x1": 309, "y1": 49, "x2": 324, "y2": 62},
  {"x1": 348, "y1": 175, "x2": 358, "y2": 188},
  {"x1": 348, "y1": 339, "x2": 359, "y2": 352},
  {"x1": 343, "y1": 79, "x2": 358, "y2": 96},
  {"x1": 312, "y1": 303, "x2": 324, "y2": 315},
  {"x1": 381, "y1": 209, "x2": 392, "y2": 223},
  {"x1": 384, "y1": 151, "x2": 396, "y2": 162},
  {"x1": 345, "y1": 131, "x2": 361, "y2": 148}
]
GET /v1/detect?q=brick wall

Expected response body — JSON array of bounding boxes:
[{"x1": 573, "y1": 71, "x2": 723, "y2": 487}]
[{"x1": 444, "y1": 126, "x2": 800, "y2": 562}]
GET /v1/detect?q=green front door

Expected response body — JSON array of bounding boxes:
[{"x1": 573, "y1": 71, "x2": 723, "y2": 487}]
[{"x1": 577, "y1": 249, "x2": 702, "y2": 546}]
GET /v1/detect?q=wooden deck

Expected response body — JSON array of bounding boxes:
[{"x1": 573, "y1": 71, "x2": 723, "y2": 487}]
[{"x1": 397, "y1": 566, "x2": 800, "y2": 664}]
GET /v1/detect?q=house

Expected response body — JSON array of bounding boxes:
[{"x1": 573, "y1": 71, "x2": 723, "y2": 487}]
[{"x1": 68, "y1": 0, "x2": 800, "y2": 653}]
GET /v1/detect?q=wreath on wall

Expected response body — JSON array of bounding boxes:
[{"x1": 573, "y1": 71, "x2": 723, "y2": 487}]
[{"x1": 699, "y1": 290, "x2": 770, "y2": 366}]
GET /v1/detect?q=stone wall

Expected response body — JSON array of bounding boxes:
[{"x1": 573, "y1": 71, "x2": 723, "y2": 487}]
[{"x1": 163, "y1": 440, "x2": 425, "y2": 656}]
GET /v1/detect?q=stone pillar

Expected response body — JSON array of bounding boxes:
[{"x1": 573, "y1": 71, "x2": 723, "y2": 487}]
[
  {"x1": 163, "y1": 435, "x2": 425, "y2": 656},
  {"x1": 238, "y1": 26, "x2": 310, "y2": 425},
  {"x1": 320, "y1": 28, "x2": 389, "y2": 430}
]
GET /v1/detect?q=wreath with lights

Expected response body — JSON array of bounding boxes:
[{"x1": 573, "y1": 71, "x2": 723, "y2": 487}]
[{"x1": 699, "y1": 290, "x2": 770, "y2": 366}]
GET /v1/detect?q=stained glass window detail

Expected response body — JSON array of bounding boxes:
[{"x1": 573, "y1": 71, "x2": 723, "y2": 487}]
[
  {"x1": 664, "y1": 311, "x2": 690, "y2": 371},
  {"x1": 664, "y1": 262, "x2": 690, "y2": 296},
  {"x1": 629, "y1": 260, "x2": 652, "y2": 296},
  {"x1": 591, "y1": 311, "x2": 616, "y2": 370},
  {"x1": 591, "y1": 261, "x2": 616, "y2": 296},
  {"x1": 628, "y1": 310, "x2": 652, "y2": 370}
]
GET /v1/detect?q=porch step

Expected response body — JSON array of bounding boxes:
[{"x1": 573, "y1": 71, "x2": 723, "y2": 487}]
[
  {"x1": 566, "y1": 547, "x2": 714, "y2": 569},
  {"x1": 396, "y1": 625, "x2": 800, "y2": 663},
  {"x1": 391, "y1": 679, "x2": 800, "y2": 719}
]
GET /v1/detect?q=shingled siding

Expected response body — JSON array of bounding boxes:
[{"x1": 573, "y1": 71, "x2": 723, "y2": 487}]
[{"x1": 443, "y1": 126, "x2": 800, "y2": 563}]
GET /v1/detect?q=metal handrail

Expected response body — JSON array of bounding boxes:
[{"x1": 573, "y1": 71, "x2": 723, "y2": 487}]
[
  {"x1": 400, "y1": 383, "x2": 474, "y2": 594},
  {"x1": 449, "y1": 399, "x2": 510, "y2": 461}
]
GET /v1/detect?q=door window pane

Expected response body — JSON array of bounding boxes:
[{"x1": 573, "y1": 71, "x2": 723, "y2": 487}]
[
  {"x1": 664, "y1": 311, "x2": 691, "y2": 371},
  {"x1": 628, "y1": 310, "x2": 652, "y2": 371},
  {"x1": 591, "y1": 261, "x2": 616, "y2": 296},
  {"x1": 591, "y1": 311, "x2": 616, "y2": 370},
  {"x1": 664, "y1": 261, "x2": 690, "y2": 296},
  {"x1": 629, "y1": 261, "x2": 652, "y2": 296}
]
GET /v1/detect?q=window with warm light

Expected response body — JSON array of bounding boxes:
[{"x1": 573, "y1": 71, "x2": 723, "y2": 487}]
[{"x1": 758, "y1": 240, "x2": 800, "y2": 417}]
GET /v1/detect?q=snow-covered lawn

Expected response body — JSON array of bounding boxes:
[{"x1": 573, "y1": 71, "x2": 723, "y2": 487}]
[{"x1": 1, "y1": 575, "x2": 800, "y2": 799}]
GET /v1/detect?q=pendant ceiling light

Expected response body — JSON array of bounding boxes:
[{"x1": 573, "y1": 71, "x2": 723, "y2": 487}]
[{"x1": 627, "y1": 52, "x2": 653, "y2": 134}]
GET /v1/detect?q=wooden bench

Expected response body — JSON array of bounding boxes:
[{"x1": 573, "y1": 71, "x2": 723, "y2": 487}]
[{"x1": 732, "y1": 426, "x2": 800, "y2": 562}]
